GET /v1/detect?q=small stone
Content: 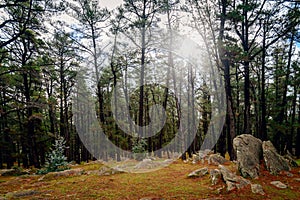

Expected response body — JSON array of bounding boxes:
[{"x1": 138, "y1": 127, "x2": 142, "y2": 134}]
[
  {"x1": 98, "y1": 166, "x2": 125, "y2": 175},
  {"x1": 210, "y1": 169, "x2": 221, "y2": 185},
  {"x1": 283, "y1": 151, "x2": 298, "y2": 167},
  {"x1": 226, "y1": 181, "x2": 236, "y2": 191},
  {"x1": 284, "y1": 171, "x2": 293, "y2": 177},
  {"x1": 5, "y1": 190, "x2": 39, "y2": 198},
  {"x1": 270, "y1": 181, "x2": 287, "y2": 189},
  {"x1": 134, "y1": 159, "x2": 161, "y2": 170},
  {"x1": 38, "y1": 175, "x2": 45, "y2": 181},
  {"x1": 192, "y1": 154, "x2": 201, "y2": 163},
  {"x1": 293, "y1": 178, "x2": 300, "y2": 182},
  {"x1": 251, "y1": 184, "x2": 265, "y2": 195},
  {"x1": 187, "y1": 167, "x2": 208, "y2": 178},
  {"x1": 216, "y1": 186, "x2": 224, "y2": 194},
  {"x1": 208, "y1": 154, "x2": 227, "y2": 165},
  {"x1": 236, "y1": 177, "x2": 251, "y2": 189},
  {"x1": 0, "y1": 169, "x2": 16, "y2": 176},
  {"x1": 44, "y1": 168, "x2": 84, "y2": 180}
]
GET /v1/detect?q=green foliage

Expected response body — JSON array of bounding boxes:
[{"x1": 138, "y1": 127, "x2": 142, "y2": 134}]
[
  {"x1": 37, "y1": 136, "x2": 69, "y2": 174},
  {"x1": 132, "y1": 138, "x2": 147, "y2": 161}
]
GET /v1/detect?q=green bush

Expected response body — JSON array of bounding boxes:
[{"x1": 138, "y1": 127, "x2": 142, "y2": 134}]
[
  {"x1": 132, "y1": 138, "x2": 147, "y2": 161},
  {"x1": 37, "y1": 136, "x2": 69, "y2": 174}
]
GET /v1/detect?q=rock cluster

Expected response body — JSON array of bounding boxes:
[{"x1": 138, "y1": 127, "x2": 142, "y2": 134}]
[
  {"x1": 187, "y1": 134, "x2": 298, "y2": 196},
  {"x1": 218, "y1": 165, "x2": 251, "y2": 191},
  {"x1": 233, "y1": 134, "x2": 297, "y2": 177},
  {"x1": 192, "y1": 150, "x2": 227, "y2": 166},
  {"x1": 188, "y1": 165, "x2": 251, "y2": 191}
]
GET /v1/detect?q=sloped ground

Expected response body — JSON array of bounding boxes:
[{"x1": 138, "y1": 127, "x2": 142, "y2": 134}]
[{"x1": 0, "y1": 160, "x2": 300, "y2": 200}]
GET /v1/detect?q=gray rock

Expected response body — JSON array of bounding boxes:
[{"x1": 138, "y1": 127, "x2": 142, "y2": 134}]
[
  {"x1": 219, "y1": 165, "x2": 236, "y2": 182},
  {"x1": 134, "y1": 159, "x2": 161, "y2": 169},
  {"x1": 270, "y1": 181, "x2": 287, "y2": 189},
  {"x1": 226, "y1": 181, "x2": 236, "y2": 192},
  {"x1": 162, "y1": 159, "x2": 173, "y2": 165},
  {"x1": 208, "y1": 154, "x2": 227, "y2": 165},
  {"x1": 283, "y1": 151, "x2": 298, "y2": 167},
  {"x1": 192, "y1": 154, "x2": 201, "y2": 164},
  {"x1": 251, "y1": 184, "x2": 265, "y2": 195},
  {"x1": 219, "y1": 165, "x2": 251, "y2": 191},
  {"x1": 187, "y1": 167, "x2": 208, "y2": 178},
  {"x1": 0, "y1": 169, "x2": 16, "y2": 176},
  {"x1": 44, "y1": 168, "x2": 84, "y2": 179},
  {"x1": 262, "y1": 141, "x2": 291, "y2": 175},
  {"x1": 5, "y1": 190, "x2": 39, "y2": 198},
  {"x1": 283, "y1": 171, "x2": 293, "y2": 177},
  {"x1": 98, "y1": 166, "x2": 126, "y2": 175},
  {"x1": 233, "y1": 134, "x2": 262, "y2": 178},
  {"x1": 209, "y1": 169, "x2": 221, "y2": 185},
  {"x1": 199, "y1": 149, "x2": 214, "y2": 159}
]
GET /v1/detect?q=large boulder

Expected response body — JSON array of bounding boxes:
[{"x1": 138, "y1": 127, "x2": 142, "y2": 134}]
[
  {"x1": 233, "y1": 134, "x2": 262, "y2": 178},
  {"x1": 262, "y1": 141, "x2": 291, "y2": 175}
]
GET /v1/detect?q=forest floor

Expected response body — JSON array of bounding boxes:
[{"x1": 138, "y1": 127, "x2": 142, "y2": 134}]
[{"x1": 0, "y1": 159, "x2": 300, "y2": 200}]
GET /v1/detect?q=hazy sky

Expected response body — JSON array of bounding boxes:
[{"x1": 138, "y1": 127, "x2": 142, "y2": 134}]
[{"x1": 102, "y1": 0, "x2": 122, "y2": 10}]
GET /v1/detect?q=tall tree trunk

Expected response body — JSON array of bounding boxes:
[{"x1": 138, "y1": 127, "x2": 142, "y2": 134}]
[
  {"x1": 288, "y1": 84, "x2": 297, "y2": 154},
  {"x1": 274, "y1": 33, "x2": 294, "y2": 153},
  {"x1": 296, "y1": 97, "x2": 300, "y2": 158},
  {"x1": 242, "y1": 0, "x2": 251, "y2": 134},
  {"x1": 138, "y1": 4, "x2": 146, "y2": 138},
  {"x1": 157, "y1": 6, "x2": 174, "y2": 157},
  {"x1": 219, "y1": 0, "x2": 236, "y2": 160},
  {"x1": 260, "y1": 21, "x2": 267, "y2": 140}
]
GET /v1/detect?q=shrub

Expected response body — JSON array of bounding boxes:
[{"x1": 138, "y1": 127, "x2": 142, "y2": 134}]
[
  {"x1": 37, "y1": 136, "x2": 69, "y2": 174},
  {"x1": 132, "y1": 138, "x2": 147, "y2": 161}
]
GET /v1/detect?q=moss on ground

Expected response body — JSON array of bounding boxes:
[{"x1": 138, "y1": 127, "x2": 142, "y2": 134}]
[{"x1": 0, "y1": 160, "x2": 300, "y2": 199}]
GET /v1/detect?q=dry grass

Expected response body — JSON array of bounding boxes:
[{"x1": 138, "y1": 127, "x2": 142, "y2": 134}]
[{"x1": 0, "y1": 160, "x2": 300, "y2": 199}]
